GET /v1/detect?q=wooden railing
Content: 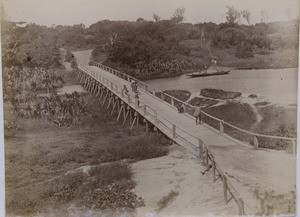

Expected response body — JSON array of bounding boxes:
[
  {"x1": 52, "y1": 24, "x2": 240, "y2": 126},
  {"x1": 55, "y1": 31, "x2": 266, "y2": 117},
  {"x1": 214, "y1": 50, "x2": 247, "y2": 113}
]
[
  {"x1": 90, "y1": 61, "x2": 297, "y2": 154},
  {"x1": 77, "y1": 64, "x2": 249, "y2": 215}
]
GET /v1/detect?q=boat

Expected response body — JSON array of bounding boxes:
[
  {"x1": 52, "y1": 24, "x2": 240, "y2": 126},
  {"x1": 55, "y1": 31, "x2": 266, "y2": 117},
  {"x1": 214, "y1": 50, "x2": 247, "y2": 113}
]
[{"x1": 186, "y1": 70, "x2": 230, "y2": 78}]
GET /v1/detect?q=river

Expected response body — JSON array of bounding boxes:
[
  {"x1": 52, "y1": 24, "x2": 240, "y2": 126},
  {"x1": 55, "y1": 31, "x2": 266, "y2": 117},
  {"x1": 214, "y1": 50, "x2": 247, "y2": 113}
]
[{"x1": 144, "y1": 68, "x2": 298, "y2": 105}]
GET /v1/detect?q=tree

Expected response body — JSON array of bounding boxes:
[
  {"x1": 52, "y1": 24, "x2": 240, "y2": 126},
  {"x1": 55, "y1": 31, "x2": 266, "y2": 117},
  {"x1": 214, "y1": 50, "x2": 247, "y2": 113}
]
[
  {"x1": 225, "y1": 6, "x2": 241, "y2": 25},
  {"x1": 260, "y1": 10, "x2": 268, "y2": 23},
  {"x1": 153, "y1": 13, "x2": 161, "y2": 22},
  {"x1": 171, "y1": 7, "x2": 185, "y2": 23},
  {"x1": 241, "y1": 10, "x2": 251, "y2": 25}
]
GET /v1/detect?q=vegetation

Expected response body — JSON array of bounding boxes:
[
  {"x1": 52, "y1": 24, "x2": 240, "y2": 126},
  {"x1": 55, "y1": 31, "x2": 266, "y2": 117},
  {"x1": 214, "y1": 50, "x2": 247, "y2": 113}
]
[
  {"x1": 2, "y1": 5, "x2": 298, "y2": 79},
  {"x1": 189, "y1": 97, "x2": 219, "y2": 107},
  {"x1": 155, "y1": 90, "x2": 191, "y2": 106},
  {"x1": 157, "y1": 190, "x2": 179, "y2": 211},
  {"x1": 5, "y1": 89, "x2": 170, "y2": 216},
  {"x1": 200, "y1": 88, "x2": 241, "y2": 99}
]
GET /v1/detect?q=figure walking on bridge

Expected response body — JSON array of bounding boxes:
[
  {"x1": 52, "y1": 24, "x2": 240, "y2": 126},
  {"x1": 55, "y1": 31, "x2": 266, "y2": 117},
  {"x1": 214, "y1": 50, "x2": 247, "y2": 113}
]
[
  {"x1": 131, "y1": 80, "x2": 138, "y2": 94},
  {"x1": 122, "y1": 85, "x2": 129, "y2": 96},
  {"x1": 194, "y1": 102, "x2": 202, "y2": 125}
]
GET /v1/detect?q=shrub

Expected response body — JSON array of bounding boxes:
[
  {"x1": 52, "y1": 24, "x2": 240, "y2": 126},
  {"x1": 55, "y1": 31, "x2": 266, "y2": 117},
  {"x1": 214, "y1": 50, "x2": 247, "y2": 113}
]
[{"x1": 200, "y1": 88, "x2": 241, "y2": 99}]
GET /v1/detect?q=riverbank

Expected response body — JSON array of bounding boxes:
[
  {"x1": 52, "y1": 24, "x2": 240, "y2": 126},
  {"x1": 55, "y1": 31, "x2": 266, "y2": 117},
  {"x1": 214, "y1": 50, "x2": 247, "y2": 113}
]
[
  {"x1": 91, "y1": 47, "x2": 298, "y2": 80},
  {"x1": 161, "y1": 88, "x2": 297, "y2": 152}
]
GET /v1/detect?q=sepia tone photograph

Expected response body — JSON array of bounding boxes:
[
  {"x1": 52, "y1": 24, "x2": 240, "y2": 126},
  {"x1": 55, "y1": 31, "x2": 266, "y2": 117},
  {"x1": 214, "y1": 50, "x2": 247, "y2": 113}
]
[{"x1": 0, "y1": 0, "x2": 299, "y2": 216}]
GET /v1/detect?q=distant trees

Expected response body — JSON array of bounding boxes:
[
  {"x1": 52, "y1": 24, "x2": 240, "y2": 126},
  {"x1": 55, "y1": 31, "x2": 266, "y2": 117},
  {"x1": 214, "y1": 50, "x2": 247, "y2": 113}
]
[
  {"x1": 225, "y1": 6, "x2": 241, "y2": 25},
  {"x1": 171, "y1": 7, "x2": 185, "y2": 23},
  {"x1": 153, "y1": 13, "x2": 161, "y2": 22},
  {"x1": 226, "y1": 6, "x2": 252, "y2": 25},
  {"x1": 241, "y1": 10, "x2": 251, "y2": 25}
]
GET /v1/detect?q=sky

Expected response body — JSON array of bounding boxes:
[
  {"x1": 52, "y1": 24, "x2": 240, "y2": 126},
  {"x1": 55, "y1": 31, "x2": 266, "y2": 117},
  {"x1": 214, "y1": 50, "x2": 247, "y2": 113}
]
[{"x1": 1, "y1": 0, "x2": 300, "y2": 27}]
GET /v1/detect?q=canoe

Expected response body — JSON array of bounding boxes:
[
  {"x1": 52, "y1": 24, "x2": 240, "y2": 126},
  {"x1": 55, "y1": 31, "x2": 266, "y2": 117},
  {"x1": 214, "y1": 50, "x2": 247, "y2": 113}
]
[{"x1": 186, "y1": 70, "x2": 230, "y2": 78}]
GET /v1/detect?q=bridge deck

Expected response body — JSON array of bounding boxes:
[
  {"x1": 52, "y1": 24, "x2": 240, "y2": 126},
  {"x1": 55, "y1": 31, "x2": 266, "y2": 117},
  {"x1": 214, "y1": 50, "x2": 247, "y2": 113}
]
[{"x1": 74, "y1": 51, "x2": 296, "y2": 215}]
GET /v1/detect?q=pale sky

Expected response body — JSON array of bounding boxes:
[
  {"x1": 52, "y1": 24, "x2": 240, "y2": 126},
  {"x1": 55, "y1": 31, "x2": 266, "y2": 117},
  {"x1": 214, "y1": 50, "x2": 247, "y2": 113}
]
[{"x1": 2, "y1": 0, "x2": 299, "y2": 27}]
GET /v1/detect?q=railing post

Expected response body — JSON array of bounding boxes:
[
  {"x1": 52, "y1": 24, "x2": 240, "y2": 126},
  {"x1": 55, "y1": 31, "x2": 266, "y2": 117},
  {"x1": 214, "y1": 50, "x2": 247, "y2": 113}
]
[
  {"x1": 172, "y1": 124, "x2": 176, "y2": 138},
  {"x1": 253, "y1": 135, "x2": 259, "y2": 149},
  {"x1": 145, "y1": 85, "x2": 148, "y2": 92},
  {"x1": 292, "y1": 140, "x2": 297, "y2": 155},
  {"x1": 212, "y1": 160, "x2": 216, "y2": 182},
  {"x1": 161, "y1": 92, "x2": 165, "y2": 101},
  {"x1": 198, "y1": 139, "x2": 203, "y2": 159},
  {"x1": 220, "y1": 120, "x2": 224, "y2": 134},
  {"x1": 154, "y1": 111, "x2": 158, "y2": 124},
  {"x1": 205, "y1": 148, "x2": 209, "y2": 170},
  {"x1": 223, "y1": 174, "x2": 228, "y2": 204},
  {"x1": 143, "y1": 105, "x2": 147, "y2": 116},
  {"x1": 237, "y1": 198, "x2": 245, "y2": 215},
  {"x1": 171, "y1": 98, "x2": 174, "y2": 107}
]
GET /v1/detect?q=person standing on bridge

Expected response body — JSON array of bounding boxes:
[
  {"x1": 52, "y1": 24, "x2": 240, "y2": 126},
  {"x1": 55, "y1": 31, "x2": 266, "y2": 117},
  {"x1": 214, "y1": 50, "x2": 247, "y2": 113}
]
[
  {"x1": 122, "y1": 85, "x2": 129, "y2": 96},
  {"x1": 194, "y1": 102, "x2": 202, "y2": 125}
]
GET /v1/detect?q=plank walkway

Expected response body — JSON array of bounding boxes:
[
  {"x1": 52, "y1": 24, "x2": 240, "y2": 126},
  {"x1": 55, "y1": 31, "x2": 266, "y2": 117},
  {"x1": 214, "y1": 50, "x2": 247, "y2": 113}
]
[{"x1": 74, "y1": 51, "x2": 296, "y2": 215}]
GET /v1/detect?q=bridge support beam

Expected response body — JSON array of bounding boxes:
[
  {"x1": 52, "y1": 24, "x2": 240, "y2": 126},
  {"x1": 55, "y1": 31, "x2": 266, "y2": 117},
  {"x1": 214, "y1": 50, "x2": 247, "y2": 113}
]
[
  {"x1": 130, "y1": 112, "x2": 138, "y2": 130},
  {"x1": 117, "y1": 103, "x2": 124, "y2": 122},
  {"x1": 123, "y1": 106, "x2": 130, "y2": 125},
  {"x1": 102, "y1": 91, "x2": 109, "y2": 106},
  {"x1": 144, "y1": 119, "x2": 149, "y2": 132},
  {"x1": 111, "y1": 97, "x2": 118, "y2": 115}
]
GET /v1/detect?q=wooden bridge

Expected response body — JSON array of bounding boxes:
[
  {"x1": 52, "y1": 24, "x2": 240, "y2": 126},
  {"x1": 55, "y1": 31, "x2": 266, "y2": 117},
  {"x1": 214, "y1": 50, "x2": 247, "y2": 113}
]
[{"x1": 74, "y1": 51, "x2": 296, "y2": 215}]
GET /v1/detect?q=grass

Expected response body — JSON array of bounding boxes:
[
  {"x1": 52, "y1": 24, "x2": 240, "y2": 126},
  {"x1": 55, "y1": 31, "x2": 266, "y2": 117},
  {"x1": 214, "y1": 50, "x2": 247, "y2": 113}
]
[
  {"x1": 5, "y1": 85, "x2": 169, "y2": 216},
  {"x1": 254, "y1": 105, "x2": 297, "y2": 150},
  {"x1": 157, "y1": 190, "x2": 179, "y2": 211}
]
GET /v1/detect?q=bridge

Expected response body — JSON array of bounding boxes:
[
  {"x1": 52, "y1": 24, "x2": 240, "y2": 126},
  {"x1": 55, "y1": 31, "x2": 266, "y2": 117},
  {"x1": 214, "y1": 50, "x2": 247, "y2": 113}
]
[{"x1": 74, "y1": 50, "x2": 296, "y2": 215}]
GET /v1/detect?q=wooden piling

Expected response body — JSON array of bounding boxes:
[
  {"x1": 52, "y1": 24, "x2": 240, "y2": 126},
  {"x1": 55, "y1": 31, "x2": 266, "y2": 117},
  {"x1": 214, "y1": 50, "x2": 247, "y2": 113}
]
[
  {"x1": 222, "y1": 174, "x2": 228, "y2": 204},
  {"x1": 237, "y1": 198, "x2": 245, "y2": 215},
  {"x1": 253, "y1": 135, "x2": 259, "y2": 149},
  {"x1": 198, "y1": 139, "x2": 203, "y2": 159},
  {"x1": 220, "y1": 120, "x2": 224, "y2": 134}
]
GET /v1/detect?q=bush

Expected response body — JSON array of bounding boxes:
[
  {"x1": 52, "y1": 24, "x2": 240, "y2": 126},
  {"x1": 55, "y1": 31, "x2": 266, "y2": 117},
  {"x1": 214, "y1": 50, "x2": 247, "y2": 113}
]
[{"x1": 200, "y1": 88, "x2": 241, "y2": 99}]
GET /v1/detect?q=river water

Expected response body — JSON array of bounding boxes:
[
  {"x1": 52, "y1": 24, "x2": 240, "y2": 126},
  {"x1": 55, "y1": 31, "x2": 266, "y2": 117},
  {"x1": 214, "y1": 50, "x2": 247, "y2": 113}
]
[{"x1": 144, "y1": 68, "x2": 298, "y2": 105}]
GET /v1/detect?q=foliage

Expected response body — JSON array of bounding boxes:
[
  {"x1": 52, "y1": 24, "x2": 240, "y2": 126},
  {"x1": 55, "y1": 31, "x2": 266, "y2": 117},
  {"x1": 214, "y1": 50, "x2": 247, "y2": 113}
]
[
  {"x1": 157, "y1": 190, "x2": 179, "y2": 211},
  {"x1": 171, "y1": 7, "x2": 185, "y2": 23},
  {"x1": 241, "y1": 10, "x2": 251, "y2": 25},
  {"x1": 225, "y1": 6, "x2": 241, "y2": 25},
  {"x1": 235, "y1": 42, "x2": 254, "y2": 58},
  {"x1": 153, "y1": 13, "x2": 161, "y2": 22},
  {"x1": 200, "y1": 88, "x2": 241, "y2": 99},
  {"x1": 2, "y1": 67, "x2": 63, "y2": 103}
]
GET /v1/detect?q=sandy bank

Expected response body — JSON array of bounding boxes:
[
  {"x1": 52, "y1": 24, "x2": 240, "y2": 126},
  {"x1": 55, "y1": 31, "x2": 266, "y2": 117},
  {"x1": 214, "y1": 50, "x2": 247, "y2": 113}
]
[{"x1": 132, "y1": 145, "x2": 237, "y2": 217}]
